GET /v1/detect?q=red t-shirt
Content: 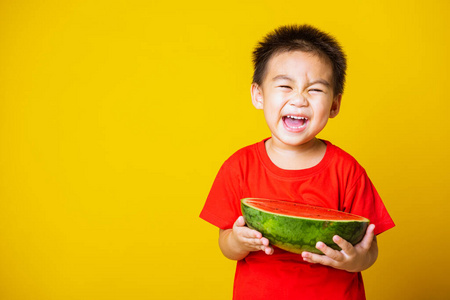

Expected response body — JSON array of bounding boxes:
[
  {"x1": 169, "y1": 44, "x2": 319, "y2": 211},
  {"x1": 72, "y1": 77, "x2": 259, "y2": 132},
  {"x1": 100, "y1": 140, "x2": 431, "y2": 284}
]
[{"x1": 200, "y1": 139, "x2": 395, "y2": 300}]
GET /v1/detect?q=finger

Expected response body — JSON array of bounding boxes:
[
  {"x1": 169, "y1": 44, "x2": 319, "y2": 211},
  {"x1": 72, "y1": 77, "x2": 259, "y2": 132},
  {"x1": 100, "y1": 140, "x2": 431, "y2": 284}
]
[
  {"x1": 358, "y1": 224, "x2": 376, "y2": 250},
  {"x1": 332, "y1": 235, "x2": 355, "y2": 255},
  {"x1": 239, "y1": 238, "x2": 260, "y2": 252},
  {"x1": 302, "y1": 251, "x2": 334, "y2": 267},
  {"x1": 234, "y1": 216, "x2": 246, "y2": 227},
  {"x1": 243, "y1": 236, "x2": 271, "y2": 250},
  {"x1": 259, "y1": 238, "x2": 272, "y2": 254},
  {"x1": 238, "y1": 228, "x2": 262, "y2": 240},
  {"x1": 263, "y1": 245, "x2": 274, "y2": 255},
  {"x1": 241, "y1": 234, "x2": 268, "y2": 248},
  {"x1": 234, "y1": 217, "x2": 262, "y2": 239},
  {"x1": 260, "y1": 237, "x2": 270, "y2": 246},
  {"x1": 315, "y1": 241, "x2": 344, "y2": 262}
]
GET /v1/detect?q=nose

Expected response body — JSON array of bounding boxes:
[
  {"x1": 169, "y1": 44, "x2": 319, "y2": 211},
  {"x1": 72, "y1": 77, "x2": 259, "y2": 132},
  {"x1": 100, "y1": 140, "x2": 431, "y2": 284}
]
[{"x1": 289, "y1": 92, "x2": 308, "y2": 107}]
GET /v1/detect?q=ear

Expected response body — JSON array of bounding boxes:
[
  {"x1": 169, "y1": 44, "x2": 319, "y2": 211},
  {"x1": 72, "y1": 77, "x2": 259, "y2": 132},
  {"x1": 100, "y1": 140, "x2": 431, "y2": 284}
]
[
  {"x1": 329, "y1": 94, "x2": 342, "y2": 118},
  {"x1": 251, "y1": 83, "x2": 264, "y2": 110}
]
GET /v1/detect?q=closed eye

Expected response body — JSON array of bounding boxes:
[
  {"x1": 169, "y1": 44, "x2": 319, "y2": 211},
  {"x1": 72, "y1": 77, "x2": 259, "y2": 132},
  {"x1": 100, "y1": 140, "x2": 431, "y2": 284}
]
[
  {"x1": 309, "y1": 89, "x2": 323, "y2": 93},
  {"x1": 278, "y1": 85, "x2": 292, "y2": 89}
]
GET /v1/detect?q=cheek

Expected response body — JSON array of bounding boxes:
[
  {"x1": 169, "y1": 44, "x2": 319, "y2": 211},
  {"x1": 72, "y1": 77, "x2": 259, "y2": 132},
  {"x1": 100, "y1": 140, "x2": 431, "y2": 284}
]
[
  {"x1": 263, "y1": 101, "x2": 280, "y2": 118},
  {"x1": 315, "y1": 101, "x2": 333, "y2": 115},
  {"x1": 263, "y1": 110, "x2": 277, "y2": 125}
]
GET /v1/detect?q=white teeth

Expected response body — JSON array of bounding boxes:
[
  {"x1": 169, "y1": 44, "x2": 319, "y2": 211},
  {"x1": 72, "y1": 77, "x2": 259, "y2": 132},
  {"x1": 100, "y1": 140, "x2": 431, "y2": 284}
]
[{"x1": 287, "y1": 115, "x2": 307, "y2": 120}]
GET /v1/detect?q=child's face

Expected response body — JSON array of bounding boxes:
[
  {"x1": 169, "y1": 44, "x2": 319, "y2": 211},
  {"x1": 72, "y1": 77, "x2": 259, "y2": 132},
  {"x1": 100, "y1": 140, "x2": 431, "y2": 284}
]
[{"x1": 251, "y1": 50, "x2": 341, "y2": 149}]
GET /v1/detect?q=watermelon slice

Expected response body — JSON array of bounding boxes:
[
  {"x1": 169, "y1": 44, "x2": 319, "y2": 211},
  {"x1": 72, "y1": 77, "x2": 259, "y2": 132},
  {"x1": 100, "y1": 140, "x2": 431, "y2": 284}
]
[{"x1": 241, "y1": 198, "x2": 369, "y2": 254}]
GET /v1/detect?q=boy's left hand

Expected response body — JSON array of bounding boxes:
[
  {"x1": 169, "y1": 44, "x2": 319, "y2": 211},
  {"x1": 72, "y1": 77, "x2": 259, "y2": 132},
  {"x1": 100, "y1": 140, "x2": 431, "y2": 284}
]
[{"x1": 301, "y1": 224, "x2": 378, "y2": 272}]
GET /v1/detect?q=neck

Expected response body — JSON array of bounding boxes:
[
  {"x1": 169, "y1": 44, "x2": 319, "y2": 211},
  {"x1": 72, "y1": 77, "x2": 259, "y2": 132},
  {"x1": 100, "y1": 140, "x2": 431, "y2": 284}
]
[{"x1": 265, "y1": 138, "x2": 327, "y2": 170}]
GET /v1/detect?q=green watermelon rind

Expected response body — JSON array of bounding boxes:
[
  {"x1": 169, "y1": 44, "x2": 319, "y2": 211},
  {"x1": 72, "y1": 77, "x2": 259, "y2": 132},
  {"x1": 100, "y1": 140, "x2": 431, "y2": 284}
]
[{"x1": 241, "y1": 198, "x2": 370, "y2": 255}]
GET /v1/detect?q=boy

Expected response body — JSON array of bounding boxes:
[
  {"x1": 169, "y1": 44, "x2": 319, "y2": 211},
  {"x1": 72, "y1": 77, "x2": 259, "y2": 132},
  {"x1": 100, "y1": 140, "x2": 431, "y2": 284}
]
[{"x1": 200, "y1": 24, "x2": 394, "y2": 300}]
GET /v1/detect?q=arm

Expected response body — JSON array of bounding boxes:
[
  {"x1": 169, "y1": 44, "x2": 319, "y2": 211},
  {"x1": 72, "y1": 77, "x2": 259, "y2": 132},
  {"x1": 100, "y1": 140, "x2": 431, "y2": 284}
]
[
  {"x1": 219, "y1": 216, "x2": 274, "y2": 260},
  {"x1": 301, "y1": 224, "x2": 378, "y2": 272}
]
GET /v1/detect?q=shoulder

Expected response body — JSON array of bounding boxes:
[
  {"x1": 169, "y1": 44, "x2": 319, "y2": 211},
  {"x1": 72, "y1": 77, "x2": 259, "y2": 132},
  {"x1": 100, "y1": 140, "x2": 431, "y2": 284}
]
[
  {"x1": 325, "y1": 141, "x2": 366, "y2": 178},
  {"x1": 327, "y1": 142, "x2": 359, "y2": 164},
  {"x1": 222, "y1": 139, "x2": 264, "y2": 168},
  {"x1": 211, "y1": 140, "x2": 264, "y2": 188}
]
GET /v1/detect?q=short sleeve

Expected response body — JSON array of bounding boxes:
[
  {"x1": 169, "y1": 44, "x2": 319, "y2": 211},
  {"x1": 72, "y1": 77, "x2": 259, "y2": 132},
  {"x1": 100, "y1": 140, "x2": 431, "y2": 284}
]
[
  {"x1": 343, "y1": 171, "x2": 395, "y2": 235},
  {"x1": 199, "y1": 160, "x2": 243, "y2": 230}
]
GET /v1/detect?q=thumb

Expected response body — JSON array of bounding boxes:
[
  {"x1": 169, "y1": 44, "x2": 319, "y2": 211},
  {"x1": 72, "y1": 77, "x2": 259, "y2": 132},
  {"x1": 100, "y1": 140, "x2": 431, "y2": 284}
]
[
  {"x1": 360, "y1": 224, "x2": 376, "y2": 248},
  {"x1": 234, "y1": 216, "x2": 246, "y2": 227}
]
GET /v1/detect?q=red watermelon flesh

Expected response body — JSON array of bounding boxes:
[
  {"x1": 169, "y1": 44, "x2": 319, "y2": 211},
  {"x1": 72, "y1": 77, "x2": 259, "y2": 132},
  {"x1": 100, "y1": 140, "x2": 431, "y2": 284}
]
[{"x1": 244, "y1": 198, "x2": 368, "y2": 221}]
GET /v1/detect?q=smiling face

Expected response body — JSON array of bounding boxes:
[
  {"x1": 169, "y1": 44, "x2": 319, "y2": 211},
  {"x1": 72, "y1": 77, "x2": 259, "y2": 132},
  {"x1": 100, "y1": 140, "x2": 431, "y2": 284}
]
[{"x1": 251, "y1": 50, "x2": 341, "y2": 151}]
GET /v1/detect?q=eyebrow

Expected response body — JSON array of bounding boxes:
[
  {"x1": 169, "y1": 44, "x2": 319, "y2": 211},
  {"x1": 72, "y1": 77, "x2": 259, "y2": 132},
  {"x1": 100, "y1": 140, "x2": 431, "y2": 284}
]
[
  {"x1": 310, "y1": 79, "x2": 331, "y2": 86},
  {"x1": 272, "y1": 75, "x2": 294, "y2": 82},
  {"x1": 272, "y1": 75, "x2": 331, "y2": 86}
]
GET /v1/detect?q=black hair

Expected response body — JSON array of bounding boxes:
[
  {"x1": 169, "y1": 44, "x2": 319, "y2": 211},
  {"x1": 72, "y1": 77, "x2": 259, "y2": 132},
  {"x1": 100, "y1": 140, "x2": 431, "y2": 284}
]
[{"x1": 252, "y1": 24, "x2": 347, "y2": 95}]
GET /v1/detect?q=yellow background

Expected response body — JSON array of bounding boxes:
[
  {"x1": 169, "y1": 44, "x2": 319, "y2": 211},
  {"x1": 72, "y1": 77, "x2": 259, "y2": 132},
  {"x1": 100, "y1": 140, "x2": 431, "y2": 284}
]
[{"x1": 1, "y1": 0, "x2": 449, "y2": 299}]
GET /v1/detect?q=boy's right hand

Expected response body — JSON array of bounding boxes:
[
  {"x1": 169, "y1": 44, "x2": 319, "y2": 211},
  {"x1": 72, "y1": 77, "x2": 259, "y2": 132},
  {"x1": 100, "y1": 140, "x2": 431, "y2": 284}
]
[
  {"x1": 232, "y1": 216, "x2": 274, "y2": 255},
  {"x1": 219, "y1": 216, "x2": 274, "y2": 260}
]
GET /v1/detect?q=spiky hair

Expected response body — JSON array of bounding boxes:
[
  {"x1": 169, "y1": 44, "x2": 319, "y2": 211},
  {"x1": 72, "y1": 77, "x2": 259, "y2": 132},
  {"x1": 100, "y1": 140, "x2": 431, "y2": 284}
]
[{"x1": 252, "y1": 24, "x2": 347, "y2": 96}]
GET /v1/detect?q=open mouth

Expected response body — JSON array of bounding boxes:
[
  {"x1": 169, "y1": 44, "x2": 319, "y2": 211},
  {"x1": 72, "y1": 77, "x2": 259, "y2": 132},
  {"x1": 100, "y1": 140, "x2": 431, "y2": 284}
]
[{"x1": 283, "y1": 115, "x2": 308, "y2": 131}]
